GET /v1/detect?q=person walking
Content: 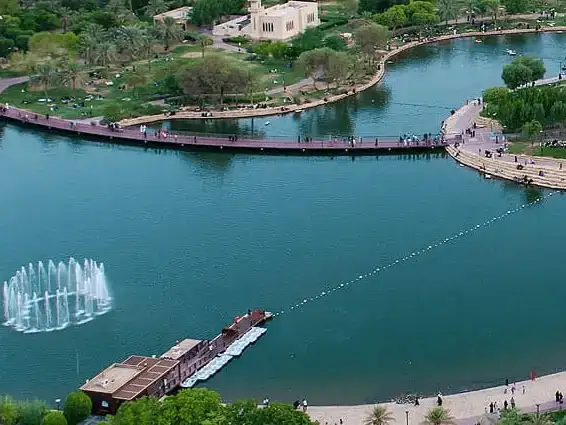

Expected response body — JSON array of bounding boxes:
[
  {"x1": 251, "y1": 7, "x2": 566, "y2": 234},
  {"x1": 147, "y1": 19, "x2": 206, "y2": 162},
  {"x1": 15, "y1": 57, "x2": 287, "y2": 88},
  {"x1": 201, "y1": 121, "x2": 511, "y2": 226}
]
[
  {"x1": 510, "y1": 397, "x2": 515, "y2": 409},
  {"x1": 302, "y1": 399, "x2": 308, "y2": 412}
]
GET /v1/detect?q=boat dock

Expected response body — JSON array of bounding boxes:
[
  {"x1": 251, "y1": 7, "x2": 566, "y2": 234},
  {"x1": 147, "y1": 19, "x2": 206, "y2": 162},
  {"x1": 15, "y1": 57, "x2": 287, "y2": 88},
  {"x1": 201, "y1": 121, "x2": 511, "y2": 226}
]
[
  {"x1": 80, "y1": 309, "x2": 272, "y2": 415},
  {"x1": 0, "y1": 107, "x2": 446, "y2": 155}
]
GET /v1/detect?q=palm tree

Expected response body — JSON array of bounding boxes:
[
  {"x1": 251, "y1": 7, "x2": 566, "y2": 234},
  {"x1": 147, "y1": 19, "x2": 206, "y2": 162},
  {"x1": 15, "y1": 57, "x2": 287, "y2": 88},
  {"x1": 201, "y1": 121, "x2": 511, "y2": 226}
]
[
  {"x1": 486, "y1": 0, "x2": 500, "y2": 23},
  {"x1": 79, "y1": 24, "x2": 106, "y2": 65},
  {"x1": 364, "y1": 406, "x2": 394, "y2": 425},
  {"x1": 156, "y1": 16, "x2": 182, "y2": 51},
  {"x1": 438, "y1": 0, "x2": 458, "y2": 25},
  {"x1": 58, "y1": 6, "x2": 72, "y2": 33},
  {"x1": 423, "y1": 407, "x2": 456, "y2": 425},
  {"x1": 59, "y1": 61, "x2": 83, "y2": 95},
  {"x1": 526, "y1": 414, "x2": 552, "y2": 425},
  {"x1": 144, "y1": 0, "x2": 171, "y2": 17},
  {"x1": 139, "y1": 29, "x2": 157, "y2": 70},
  {"x1": 462, "y1": 0, "x2": 478, "y2": 19},
  {"x1": 95, "y1": 41, "x2": 118, "y2": 70},
  {"x1": 115, "y1": 25, "x2": 144, "y2": 61},
  {"x1": 199, "y1": 35, "x2": 213, "y2": 58},
  {"x1": 32, "y1": 62, "x2": 56, "y2": 99}
]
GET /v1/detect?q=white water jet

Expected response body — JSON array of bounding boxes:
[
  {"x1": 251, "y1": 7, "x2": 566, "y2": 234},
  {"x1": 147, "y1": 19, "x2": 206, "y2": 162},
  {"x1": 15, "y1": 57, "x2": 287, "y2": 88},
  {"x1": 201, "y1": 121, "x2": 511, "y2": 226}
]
[{"x1": 1, "y1": 258, "x2": 112, "y2": 333}]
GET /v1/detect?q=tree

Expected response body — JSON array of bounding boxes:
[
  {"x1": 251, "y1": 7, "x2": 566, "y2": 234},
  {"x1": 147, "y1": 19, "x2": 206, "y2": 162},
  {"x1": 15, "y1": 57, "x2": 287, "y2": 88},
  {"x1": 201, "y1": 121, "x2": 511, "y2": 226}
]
[
  {"x1": 501, "y1": 0, "x2": 528, "y2": 14},
  {"x1": 43, "y1": 412, "x2": 68, "y2": 425},
  {"x1": 297, "y1": 48, "x2": 330, "y2": 90},
  {"x1": 109, "y1": 396, "x2": 160, "y2": 425},
  {"x1": 359, "y1": 0, "x2": 407, "y2": 14},
  {"x1": 143, "y1": 0, "x2": 170, "y2": 17},
  {"x1": 254, "y1": 42, "x2": 272, "y2": 60},
  {"x1": 513, "y1": 56, "x2": 545, "y2": 82},
  {"x1": 138, "y1": 29, "x2": 157, "y2": 70},
  {"x1": 18, "y1": 400, "x2": 48, "y2": 425},
  {"x1": 95, "y1": 41, "x2": 118, "y2": 69},
  {"x1": 63, "y1": 391, "x2": 92, "y2": 425},
  {"x1": 199, "y1": 35, "x2": 213, "y2": 58},
  {"x1": 477, "y1": 0, "x2": 500, "y2": 22},
  {"x1": 482, "y1": 86, "x2": 509, "y2": 104},
  {"x1": 438, "y1": 0, "x2": 457, "y2": 24},
  {"x1": 326, "y1": 50, "x2": 351, "y2": 88},
  {"x1": 523, "y1": 120, "x2": 542, "y2": 146},
  {"x1": 324, "y1": 35, "x2": 348, "y2": 51},
  {"x1": 58, "y1": 6, "x2": 73, "y2": 33},
  {"x1": 159, "y1": 389, "x2": 224, "y2": 425},
  {"x1": 375, "y1": 5, "x2": 407, "y2": 31},
  {"x1": 59, "y1": 61, "x2": 84, "y2": 94},
  {"x1": 179, "y1": 54, "x2": 247, "y2": 104},
  {"x1": 0, "y1": 0, "x2": 19, "y2": 15},
  {"x1": 32, "y1": 61, "x2": 56, "y2": 99},
  {"x1": 269, "y1": 41, "x2": 289, "y2": 59},
  {"x1": 0, "y1": 396, "x2": 19, "y2": 425},
  {"x1": 354, "y1": 23, "x2": 388, "y2": 66},
  {"x1": 156, "y1": 16, "x2": 182, "y2": 50},
  {"x1": 423, "y1": 407, "x2": 456, "y2": 425},
  {"x1": 502, "y1": 63, "x2": 532, "y2": 89},
  {"x1": 364, "y1": 406, "x2": 394, "y2": 425},
  {"x1": 291, "y1": 28, "x2": 324, "y2": 56}
]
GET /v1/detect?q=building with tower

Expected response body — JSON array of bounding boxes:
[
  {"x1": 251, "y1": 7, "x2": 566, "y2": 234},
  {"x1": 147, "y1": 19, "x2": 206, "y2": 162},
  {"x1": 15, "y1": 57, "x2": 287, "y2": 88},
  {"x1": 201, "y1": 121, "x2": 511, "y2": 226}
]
[{"x1": 213, "y1": 0, "x2": 319, "y2": 41}]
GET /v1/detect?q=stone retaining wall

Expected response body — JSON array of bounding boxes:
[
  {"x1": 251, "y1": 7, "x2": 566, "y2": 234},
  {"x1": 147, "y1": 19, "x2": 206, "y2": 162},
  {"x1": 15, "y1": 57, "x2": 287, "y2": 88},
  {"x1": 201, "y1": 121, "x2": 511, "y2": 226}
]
[{"x1": 446, "y1": 145, "x2": 566, "y2": 189}]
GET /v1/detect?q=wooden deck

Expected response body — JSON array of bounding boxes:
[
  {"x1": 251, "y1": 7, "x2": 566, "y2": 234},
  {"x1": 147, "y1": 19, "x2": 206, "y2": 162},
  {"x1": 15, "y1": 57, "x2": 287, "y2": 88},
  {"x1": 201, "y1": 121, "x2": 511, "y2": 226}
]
[{"x1": 0, "y1": 107, "x2": 446, "y2": 155}]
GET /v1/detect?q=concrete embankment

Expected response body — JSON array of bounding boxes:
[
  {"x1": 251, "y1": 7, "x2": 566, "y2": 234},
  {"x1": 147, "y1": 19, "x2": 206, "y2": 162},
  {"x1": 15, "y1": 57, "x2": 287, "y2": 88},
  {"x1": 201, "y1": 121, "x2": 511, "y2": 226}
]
[{"x1": 446, "y1": 145, "x2": 566, "y2": 189}]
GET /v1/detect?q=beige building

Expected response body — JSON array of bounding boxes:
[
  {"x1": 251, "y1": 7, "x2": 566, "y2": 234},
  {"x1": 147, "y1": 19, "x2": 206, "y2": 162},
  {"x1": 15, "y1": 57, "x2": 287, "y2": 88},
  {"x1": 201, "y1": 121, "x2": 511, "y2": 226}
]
[
  {"x1": 153, "y1": 6, "x2": 192, "y2": 28},
  {"x1": 213, "y1": 0, "x2": 320, "y2": 41}
]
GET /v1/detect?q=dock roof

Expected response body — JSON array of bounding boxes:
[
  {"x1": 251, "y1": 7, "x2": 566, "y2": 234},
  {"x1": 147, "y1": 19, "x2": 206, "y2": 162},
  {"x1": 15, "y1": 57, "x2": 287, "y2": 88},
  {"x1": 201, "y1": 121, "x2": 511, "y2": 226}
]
[
  {"x1": 161, "y1": 339, "x2": 202, "y2": 360},
  {"x1": 80, "y1": 355, "x2": 179, "y2": 401}
]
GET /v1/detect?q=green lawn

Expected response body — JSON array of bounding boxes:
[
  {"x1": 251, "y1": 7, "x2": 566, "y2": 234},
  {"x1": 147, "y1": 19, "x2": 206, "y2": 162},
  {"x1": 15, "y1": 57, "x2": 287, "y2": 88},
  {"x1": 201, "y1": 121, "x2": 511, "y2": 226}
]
[{"x1": 508, "y1": 140, "x2": 566, "y2": 159}]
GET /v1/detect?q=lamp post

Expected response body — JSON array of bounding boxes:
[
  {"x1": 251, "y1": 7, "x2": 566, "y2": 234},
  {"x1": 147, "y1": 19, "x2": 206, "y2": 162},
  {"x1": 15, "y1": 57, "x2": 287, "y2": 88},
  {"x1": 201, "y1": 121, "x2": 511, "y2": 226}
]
[
  {"x1": 406, "y1": 410, "x2": 409, "y2": 425},
  {"x1": 536, "y1": 403, "x2": 540, "y2": 416}
]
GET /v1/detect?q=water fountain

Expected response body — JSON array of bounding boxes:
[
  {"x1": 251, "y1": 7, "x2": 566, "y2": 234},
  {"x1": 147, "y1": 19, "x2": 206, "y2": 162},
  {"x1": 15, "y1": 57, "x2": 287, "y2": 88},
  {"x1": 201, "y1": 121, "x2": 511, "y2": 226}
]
[{"x1": 1, "y1": 258, "x2": 112, "y2": 333}]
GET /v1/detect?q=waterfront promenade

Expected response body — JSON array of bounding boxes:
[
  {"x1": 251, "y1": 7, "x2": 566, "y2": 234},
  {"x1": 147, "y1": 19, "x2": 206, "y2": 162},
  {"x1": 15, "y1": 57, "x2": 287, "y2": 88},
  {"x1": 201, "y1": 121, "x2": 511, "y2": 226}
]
[
  {"x1": 119, "y1": 26, "x2": 566, "y2": 126},
  {"x1": 310, "y1": 371, "x2": 566, "y2": 425},
  {"x1": 0, "y1": 106, "x2": 445, "y2": 154},
  {"x1": 443, "y1": 101, "x2": 566, "y2": 189}
]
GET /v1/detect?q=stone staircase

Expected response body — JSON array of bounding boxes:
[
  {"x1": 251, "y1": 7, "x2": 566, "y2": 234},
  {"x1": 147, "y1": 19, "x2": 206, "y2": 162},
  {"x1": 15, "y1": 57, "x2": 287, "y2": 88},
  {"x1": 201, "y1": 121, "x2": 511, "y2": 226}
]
[{"x1": 446, "y1": 145, "x2": 566, "y2": 189}]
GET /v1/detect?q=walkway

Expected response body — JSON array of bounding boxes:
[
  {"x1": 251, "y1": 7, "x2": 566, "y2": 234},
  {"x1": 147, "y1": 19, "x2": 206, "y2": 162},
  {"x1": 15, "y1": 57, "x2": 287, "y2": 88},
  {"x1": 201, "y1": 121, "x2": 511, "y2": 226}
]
[
  {"x1": 309, "y1": 371, "x2": 566, "y2": 425},
  {"x1": 118, "y1": 26, "x2": 566, "y2": 126},
  {"x1": 0, "y1": 106, "x2": 445, "y2": 154}
]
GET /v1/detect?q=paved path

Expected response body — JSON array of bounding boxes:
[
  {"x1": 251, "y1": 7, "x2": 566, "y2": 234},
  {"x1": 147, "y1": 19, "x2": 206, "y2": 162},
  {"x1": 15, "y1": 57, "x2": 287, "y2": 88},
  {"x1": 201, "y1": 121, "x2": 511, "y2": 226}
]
[
  {"x1": 0, "y1": 76, "x2": 28, "y2": 94},
  {"x1": 0, "y1": 106, "x2": 445, "y2": 154},
  {"x1": 309, "y1": 371, "x2": 566, "y2": 425}
]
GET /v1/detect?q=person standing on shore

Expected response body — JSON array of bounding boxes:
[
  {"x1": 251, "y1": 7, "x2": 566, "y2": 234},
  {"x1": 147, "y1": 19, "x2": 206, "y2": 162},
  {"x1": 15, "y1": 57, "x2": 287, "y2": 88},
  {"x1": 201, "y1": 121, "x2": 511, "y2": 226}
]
[
  {"x1": 511, "y1": 397, "x2": 515, "y2": 409},
  {"x1": 437, "y1": 393, "x2": 443, "y2": 406},
  {"x1": 302, "y1": 399, "x2": 308, "y2": 412}
]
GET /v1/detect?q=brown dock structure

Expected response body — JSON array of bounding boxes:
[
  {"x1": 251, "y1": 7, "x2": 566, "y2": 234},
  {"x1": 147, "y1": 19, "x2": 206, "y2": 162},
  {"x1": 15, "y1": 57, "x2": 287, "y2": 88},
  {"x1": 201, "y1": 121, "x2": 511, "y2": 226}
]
[
  {"x1": 80, "y1": 309, "x2": 272, "y2": 415},
  {"x1": 0, "y1": 106, "x2": 446, "y2": 155}
]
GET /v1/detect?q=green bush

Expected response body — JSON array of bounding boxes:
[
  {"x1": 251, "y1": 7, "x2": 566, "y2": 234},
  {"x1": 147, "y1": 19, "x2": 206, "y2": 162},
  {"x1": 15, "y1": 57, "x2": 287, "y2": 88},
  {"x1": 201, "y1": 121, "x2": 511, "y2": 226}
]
[
  {"x1": 43, "y1": 412, "x2": 67, "y2": 425},
  {"x1": 63, "y1": 391, "x2": 92, "y2": 425}
]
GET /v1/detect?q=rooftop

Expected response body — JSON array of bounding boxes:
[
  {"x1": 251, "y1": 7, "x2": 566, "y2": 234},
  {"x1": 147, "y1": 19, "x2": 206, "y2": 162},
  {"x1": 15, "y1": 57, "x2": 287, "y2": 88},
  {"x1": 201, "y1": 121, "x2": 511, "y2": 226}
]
[
  {"x1": 80, "y1": 363, "x2": 144, "y2": 394},
  {"x1": 80, "y1": 355, "x2": 179, "y2": 401},
  {"x1": 161, "y1": 339, "x2": 202, "y2": 360},
  {"x1": 153, "y1": 6, "x2": 192, "y2": 21}
]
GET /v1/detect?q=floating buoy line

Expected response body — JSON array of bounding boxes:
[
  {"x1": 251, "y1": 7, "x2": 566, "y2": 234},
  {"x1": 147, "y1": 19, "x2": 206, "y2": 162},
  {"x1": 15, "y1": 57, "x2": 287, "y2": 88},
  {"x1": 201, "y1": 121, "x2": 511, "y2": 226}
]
[{"x1": 272, "y1": 191, "x2": 557, "y2": 318}]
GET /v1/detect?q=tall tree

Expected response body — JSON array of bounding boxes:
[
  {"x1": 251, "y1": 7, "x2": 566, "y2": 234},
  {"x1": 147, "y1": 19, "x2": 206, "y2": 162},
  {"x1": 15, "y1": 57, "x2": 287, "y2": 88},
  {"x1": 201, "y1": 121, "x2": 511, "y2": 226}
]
[
  {"x1": 438, "y1": 0, "x2": 457, "y2": 24},
  {"x1": 143, "y1": 0, "x2": 171, "y2": 17},
  {"x1": 95, "y1": 41, "x2": 118, "y2": 69},
  {"x1": 59, "y1": 60, "x2": 83, "y2": 94},
  {"x1": 374, "y1": 5, "x2": 407, "y2": 31},
  {"x1": 156, "y1": 16, "x2": 182, "y2": 50},
  {"x1": 138, "y1": 29, "x2": 157, "y2": 69},
  {"x1": 32, "y1": 61, "x2": 56, "y2": 99},
  {"x1": 17, "y1": 400, "x2": 48, "y2": 425},
  {"x1": 364, "y1": 406, "x2": 394, "y2": 425},
  {"x1": 353, "y1": 23, "x2": 389, "y2": 67},
  {"x1": 423, "y1": 407, "x2": 456, "y2": 425},
  {"x1": 522, "y1": 120, "x2": 542, "y2": 146},
  {"x1": 107, "y1": 396, "x2": 160, "y2": 425}
]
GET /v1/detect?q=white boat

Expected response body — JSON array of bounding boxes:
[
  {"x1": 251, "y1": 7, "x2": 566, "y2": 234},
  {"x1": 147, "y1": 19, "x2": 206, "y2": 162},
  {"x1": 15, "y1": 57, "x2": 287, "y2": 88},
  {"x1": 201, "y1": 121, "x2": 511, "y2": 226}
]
[
  {"x1": 506, "y1": 49, "x2": 517, "y2": 56},
  {"x1": 265, "y1": 121, "x2": 270, "y2": 125},
  {"x1": 475, "y1": 39, "x2": 482, "y2": 43}
]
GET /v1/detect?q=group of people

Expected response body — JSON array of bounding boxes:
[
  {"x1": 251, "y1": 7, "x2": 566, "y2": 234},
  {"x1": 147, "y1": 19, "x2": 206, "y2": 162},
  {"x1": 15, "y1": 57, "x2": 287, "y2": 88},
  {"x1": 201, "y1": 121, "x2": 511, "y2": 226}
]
[{"x1": 292, "y1": 399, "x2": 309, "y2": 412}]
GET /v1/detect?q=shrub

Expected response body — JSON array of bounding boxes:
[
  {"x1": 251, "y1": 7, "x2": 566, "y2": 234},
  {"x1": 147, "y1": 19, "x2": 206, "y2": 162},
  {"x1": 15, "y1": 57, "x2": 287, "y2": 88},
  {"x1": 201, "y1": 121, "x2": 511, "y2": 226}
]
[{"x1": 63, "y1": 392, "x2": 91, "y2": 425}]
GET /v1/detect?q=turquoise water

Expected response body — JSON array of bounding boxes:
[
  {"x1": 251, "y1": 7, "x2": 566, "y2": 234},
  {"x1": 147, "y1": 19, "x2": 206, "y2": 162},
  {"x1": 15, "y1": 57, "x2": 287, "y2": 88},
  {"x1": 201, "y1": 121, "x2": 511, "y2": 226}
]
[{"x1": 1, "y1": 34, "x2": 566, "y2": 406}]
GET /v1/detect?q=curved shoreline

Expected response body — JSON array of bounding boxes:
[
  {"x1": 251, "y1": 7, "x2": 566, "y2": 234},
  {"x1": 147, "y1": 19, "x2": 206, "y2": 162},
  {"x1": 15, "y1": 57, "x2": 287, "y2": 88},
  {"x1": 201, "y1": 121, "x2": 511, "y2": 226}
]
[
  {"x1": 119, "y1": 26, "x2": 566, "y2": 127},
  {"x1": 309, "y1": 370, "x2": 566, "y2": 425}
]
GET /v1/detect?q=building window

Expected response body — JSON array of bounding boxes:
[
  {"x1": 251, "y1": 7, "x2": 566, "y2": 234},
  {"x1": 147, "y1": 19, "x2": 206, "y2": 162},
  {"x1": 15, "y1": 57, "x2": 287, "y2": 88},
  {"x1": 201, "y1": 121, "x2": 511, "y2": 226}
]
[{"x1": 101, "y1": 401, "x2": 109, "y2": 408}]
